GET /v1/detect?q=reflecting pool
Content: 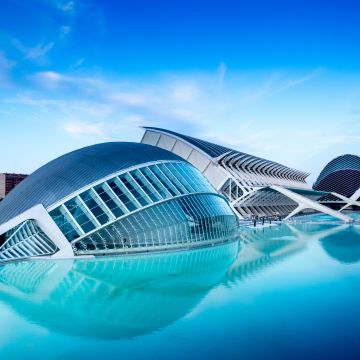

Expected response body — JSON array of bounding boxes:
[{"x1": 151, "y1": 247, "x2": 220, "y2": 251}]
[{"x1": 1, "y1": 218, "x2": 360, "y2": 359}]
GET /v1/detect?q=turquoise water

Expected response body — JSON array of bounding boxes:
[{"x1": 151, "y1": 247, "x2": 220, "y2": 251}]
[
  {"x1": 290, "y1": 211, "x2": 360, "y2": 223},
  {"x1": 1, "y1": 218, "x2": 360, "y2": 359}
]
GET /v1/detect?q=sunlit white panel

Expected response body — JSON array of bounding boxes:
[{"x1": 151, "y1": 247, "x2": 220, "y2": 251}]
[
  {"x1": 157, "y1": 134, "x2": 176, "y2": 151},
  {"x1": 203, "y1": 165, "x2": 228, "y2": 190},
  {"x1": 187, "y1": 150, "x2": 211, "y2": 172},
  {"x1": 172, "y1": 141, "x2": 193, "y2": 160},
  {"x1": 141, "y1": 130, "x2": 160, "y2": 146}
]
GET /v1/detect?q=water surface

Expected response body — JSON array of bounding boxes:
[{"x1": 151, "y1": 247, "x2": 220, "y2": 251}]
[{"x1": 0, "y1": 219, "x2": 360, "y2": 359}]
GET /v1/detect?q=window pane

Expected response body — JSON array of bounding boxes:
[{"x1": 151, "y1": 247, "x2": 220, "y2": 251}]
[
  {"x1": 79, "y1": 191, "x2": 110, "y2": 225},
  {"x1": 108, "y1": 180, "x2": 138, "y2": 212},
  {"x1": 140, "y1": 167, "x2": 170, "y2": 199},
  {"x1": 49, "y1": 207, "x2": 81, "y2": 241},
  {"x1": 149, "y1": 166, "x2": 179, "y2": 196},
  {"x1": 118, "y1": 174, "x2": 150, "y2": 207},
  {"x1": 158, "y1": 163, "x2": 188, "y2": 194},
  {"x1": 64, "y1": 199, "x2": 96, "y2": 233},
  {"x1": 94, "y1": 185, "x2": 125, "y2": 218},
  {"x1": 131, "y1": 170, "x2": 160, "y2": 202}
]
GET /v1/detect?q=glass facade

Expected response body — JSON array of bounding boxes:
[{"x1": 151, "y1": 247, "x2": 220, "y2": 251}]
[
  {"x1": 73, "y1": 193, "x2": 237, "y2": 255},
  {"x1": 0, "y1": 144, "x2": 239, "y2": 263},
  {"x1": 49, "y1": 161, "x2": 230, "y2": 253}
]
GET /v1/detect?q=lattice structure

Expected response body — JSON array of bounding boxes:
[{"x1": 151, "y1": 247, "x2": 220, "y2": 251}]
[
  {"x1": 313, "y1": 154, "x2": 360, "y2": 208},
  {"x1": 0, "y1": 220, "x2": 58, "y2": 263}
]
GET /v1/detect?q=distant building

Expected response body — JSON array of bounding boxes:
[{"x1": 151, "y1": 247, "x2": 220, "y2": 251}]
[
  {"x1": 0, "y1": 173, "x2": 28, "y2": 200},
  {"x1": 313, "y1": 154, "x2": 360, "y2": 210}
]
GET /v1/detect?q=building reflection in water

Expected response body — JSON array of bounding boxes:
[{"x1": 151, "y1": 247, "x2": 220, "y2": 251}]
[
  {"x1": 284, "y1": 222, "x2": 360, "y2": 264},
  {"x1": 226, "y1": 225, "x2": 306, "y2": 285},
  {"x1": 0, "y1": 239, "x2": 239, "y2": 340},
  {"x1": 0, "y1": 222, "x2": 358, "y2": 339},
  {"x1": 320, "y1": 225, "x2": 360, "y2": 264}
]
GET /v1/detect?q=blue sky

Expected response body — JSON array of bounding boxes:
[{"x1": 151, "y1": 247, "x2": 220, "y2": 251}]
[{"x1": 0, "y1": 0, "x2": 359, "y2": 183}]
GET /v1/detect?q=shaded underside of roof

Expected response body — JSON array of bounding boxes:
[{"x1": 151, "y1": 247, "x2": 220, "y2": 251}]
[
  {"x1": 0, "y1": 142, "x2": 182, "y2": 226},
  {"x1": 260, "y1": 186, "x2": 329, "y2": 198},
  {"x1": 286, "y1": 188, "x2": 330, "y2": 198}
]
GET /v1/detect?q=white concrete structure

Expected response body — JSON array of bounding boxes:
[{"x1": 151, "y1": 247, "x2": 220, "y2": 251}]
[
  {"x1": 0, "y1": 142, "x2": 237, "y2": 263},
  {"x1": 141, "y1": 127, "x2": 353, "y2": 223},
  {"x1": 338, "y1": 188, "x2": 360, "y2": 211}
]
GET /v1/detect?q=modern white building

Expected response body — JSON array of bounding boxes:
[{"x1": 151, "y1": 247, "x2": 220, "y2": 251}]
[
  {"x1": 141, "y1": 127, "x2": 352, "y2": 222},
  {"x1": 0, "y1": 142, "x2": 237, "y2": 263}
]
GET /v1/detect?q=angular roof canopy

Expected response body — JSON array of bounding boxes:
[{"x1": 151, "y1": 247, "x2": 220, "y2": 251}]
[
  {"x1": 0, "y1": 142, "x2": 181, "y2": 225},
  {"x1": 144, "y1": 127, "x2": 232, "y2": 158},
  {"x1": 143, "y1": 127, "x2": 309, "y2": 181}
]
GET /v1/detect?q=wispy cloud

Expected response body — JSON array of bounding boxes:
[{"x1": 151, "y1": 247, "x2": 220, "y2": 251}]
[
  {"x1": 4, "y1": 64, "x2": 360, "y2": 172},
  {"x1": 59, "y1": 25, "x2": 71, "y2": 39},
  {"x1": 70, "y1": 58, "x2": 85, "y2": 68},
  {"x1": 57, "y1": 1, "x2": 76, "y2": 13},
  {"x1": 30, "y1": 70, "x2": 106, "y2": 90},
  {"x1": 240, "y1": 68, "x2": 322, "y2": 102},
  {"x1": 269, "y1": 68, "x2": 322, "y2": 97},
  {"x1": 26, "y1": 43, "x2": 54, "y2": 61},
  {"x1": 0, "y1": 52, "x2": 15, "y2": 85},
  {"x1": 30, "y1": 71, "x2": 65, "y2": 89},
  {"x1": 64, "y1": 121, "x2": 105, "y2": 137},
  {"x1": 13, "y1": 39, "x2": 54, "y2": 63}
]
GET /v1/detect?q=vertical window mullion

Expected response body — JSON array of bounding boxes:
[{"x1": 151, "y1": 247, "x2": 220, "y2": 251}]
[
  {"x1": 128, "y1": 172, "x2": 153, "y2": 203},
  {"x1": 131, "y1": 170, "x2": 160, "y2": 202},
  {"x1": 65, "y1": 198, "x2": 96, "y2": 234},
  {"x1": 94, "y1": 184, "x2": 125, "y2": 218},
  {"x1": 142, "y1": 167, "x2": 172, "y2": 199},
  {"x1": 150, "y1": 165, "x2": 180, "y2": 197},
  {"x1": 61, "y1": 204, "x2": 85, "y2": 236},
  {"x1": 103, "y1": 181, "x2": 129, "y2": 214},
  {"x1": 89, "y1": 188, "x2": 116, "y2": 221},
  {"x1": 135, "y1": 168, "x2": 162, "y2": 198},
  {"x1": 114, "y1": 177, "x2": 142, "y2": 209},
  {"x1": 159, "y1": 163, "x2": 189, "y2": 194},
  {"x1": 154, "y1": 164, "x2": 182, "y2": 195},
  {"x1": 77, "y1": 195, "x2": 101, "y2": 228},
  {"x1": 169, "y1": 163, "x2": 196, "y2": 193},
  {"x1": 120, "y1": 173, "x2": 151, "y2": 206}
]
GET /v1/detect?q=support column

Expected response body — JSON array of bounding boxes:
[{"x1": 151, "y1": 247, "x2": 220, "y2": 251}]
[
  {"x1": 270, "y1": 185, "x2": 352, "y2": 222},
  {"x1": 284, "y1": 205, "x2": 305, "y2": 220}
]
